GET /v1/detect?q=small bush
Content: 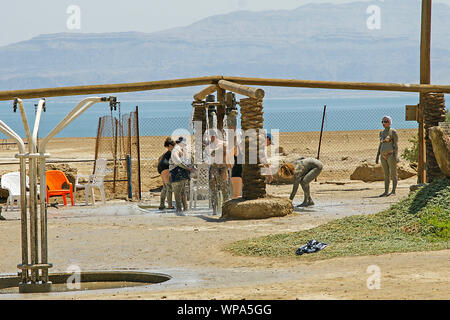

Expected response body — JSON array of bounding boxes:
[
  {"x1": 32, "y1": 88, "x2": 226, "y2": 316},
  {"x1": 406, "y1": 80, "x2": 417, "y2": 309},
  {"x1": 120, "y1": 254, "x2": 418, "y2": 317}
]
[{"x1": 402, "y1": 134, "x2": 418, "y2": 164}]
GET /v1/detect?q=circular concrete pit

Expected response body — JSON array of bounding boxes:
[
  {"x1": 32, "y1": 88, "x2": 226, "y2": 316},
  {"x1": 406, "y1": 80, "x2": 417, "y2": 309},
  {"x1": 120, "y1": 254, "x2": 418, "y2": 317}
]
[{"x1": 0, "y1": 271, "x2": 171, "y2": 294}]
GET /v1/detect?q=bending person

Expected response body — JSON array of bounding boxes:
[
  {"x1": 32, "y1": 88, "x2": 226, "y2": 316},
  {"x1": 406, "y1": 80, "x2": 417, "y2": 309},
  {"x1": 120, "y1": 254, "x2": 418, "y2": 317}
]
[
  {"x1": 375, "y1": 116, "x2": 399, "y2": 197},
  {"x1": 279, "y1": 157, "x2": 323, "y2": 207}
]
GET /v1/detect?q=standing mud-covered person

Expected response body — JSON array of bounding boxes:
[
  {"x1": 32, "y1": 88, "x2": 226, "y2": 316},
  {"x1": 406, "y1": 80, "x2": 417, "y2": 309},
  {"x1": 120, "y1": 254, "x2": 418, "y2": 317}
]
[
  {"x1": 204, "y1": 130, "x2": 232, "y2": 215},
  {"x1": 170, "y1": 137, "x2": 193, "y2": 213},
  {"x1": 376, "y1": 116, "x2": 399, "y2": 197},
  {"x1": 279, "y1": 157, "x2": 323, "y2": 207},
  {"x1": 157, "y1": 137, "x2": 175, "y2": 210}
]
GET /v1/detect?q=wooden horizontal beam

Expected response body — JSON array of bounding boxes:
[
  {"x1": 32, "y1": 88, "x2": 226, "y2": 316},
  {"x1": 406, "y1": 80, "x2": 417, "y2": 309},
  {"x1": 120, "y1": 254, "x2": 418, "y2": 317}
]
[
  {"x1": 2, "y1": 75, "x2": 450, "y2": 103},
  {"x1": 218, "y1": 80, "x2": 265, "y2": 99},
  {"x1": 0, "y1": 76, "x2": 222, "y2": 101},
  {"x1": 193, "y1": 84, "x2": 218, "y2": 101},
  {"x1": 222, "y1": 76, "x2": 450, "y2": 94}
]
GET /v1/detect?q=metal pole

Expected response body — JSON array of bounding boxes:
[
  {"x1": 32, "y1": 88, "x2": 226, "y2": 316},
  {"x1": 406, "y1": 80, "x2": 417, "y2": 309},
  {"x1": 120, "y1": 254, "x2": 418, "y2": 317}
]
[
  {"x1": 93, "y1": 117, "x2": 102, "y2": 174},
  {"x1": 418, "y1": 0, "x2": 432, "y2": 184},
  {"x1": 113, "y1": 118, "x2": 118, "y2": 194},
  {"x1": 33, "y1": 100, "x2": 49, "y2": 282},
  {"x1": 317, "y1": 105, "x2": 327, "y2": 160},
  {"x1": 17, "y1": 99, "x2": 39, "y2": 283},
  {"x1": 316, "y1": 105, "x2": 327, "y2": 182},
  {"x1": 126, "y1": 154, "x2": 132, "y2": 200},
  {"x1": 0, "y1": 121, "x2": 28, "y2": 283},
  {"x1": 135, "y1": 106, "x2": 142, "y2": 200}
]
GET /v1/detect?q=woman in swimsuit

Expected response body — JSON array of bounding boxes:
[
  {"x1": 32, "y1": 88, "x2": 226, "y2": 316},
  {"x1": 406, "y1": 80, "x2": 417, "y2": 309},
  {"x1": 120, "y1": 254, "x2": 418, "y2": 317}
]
[{"x1": 376, "y1": 116, "x2": 399, "y2": 197}]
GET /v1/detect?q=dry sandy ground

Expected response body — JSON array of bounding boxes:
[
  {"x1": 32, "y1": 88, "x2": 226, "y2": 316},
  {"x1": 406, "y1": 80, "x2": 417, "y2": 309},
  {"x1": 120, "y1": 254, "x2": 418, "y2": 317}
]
[
  {"x1": 1, "y1": 129, "x2": 448, "y2": 300},
  {"x1": 0, "y1": 175, "x2": 449, "y2": 300}
]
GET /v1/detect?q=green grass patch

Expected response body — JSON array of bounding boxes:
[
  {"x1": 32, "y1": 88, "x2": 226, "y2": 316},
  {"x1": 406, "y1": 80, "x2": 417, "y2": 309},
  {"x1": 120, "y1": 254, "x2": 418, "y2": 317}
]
[{"x1": 226, "y1": 179, "x2": 450, "y2": 260}]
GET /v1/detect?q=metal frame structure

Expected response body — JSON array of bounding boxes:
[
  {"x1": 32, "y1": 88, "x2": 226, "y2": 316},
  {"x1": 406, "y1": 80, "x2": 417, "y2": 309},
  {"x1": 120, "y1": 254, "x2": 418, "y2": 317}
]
[{"x1": 0, "y1": 97, "x2": 114, "y2": 293}]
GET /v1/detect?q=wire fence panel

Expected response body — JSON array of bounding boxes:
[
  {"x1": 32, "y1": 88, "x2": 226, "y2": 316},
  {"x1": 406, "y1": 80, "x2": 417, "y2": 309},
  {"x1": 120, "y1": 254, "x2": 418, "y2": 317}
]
[{"x1": 95, "y1": 109, "x2": 141, "y2": 200}]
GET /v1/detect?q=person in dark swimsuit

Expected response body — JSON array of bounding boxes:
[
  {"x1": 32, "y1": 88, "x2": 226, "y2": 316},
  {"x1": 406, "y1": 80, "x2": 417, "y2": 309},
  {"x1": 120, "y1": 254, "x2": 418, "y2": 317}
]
[
  {"x1": 158, "y1": 137, "x2": 175, "y2": 210},
  {"x1": 170, "y1": 137, "x2": 193, "y2": 213}
]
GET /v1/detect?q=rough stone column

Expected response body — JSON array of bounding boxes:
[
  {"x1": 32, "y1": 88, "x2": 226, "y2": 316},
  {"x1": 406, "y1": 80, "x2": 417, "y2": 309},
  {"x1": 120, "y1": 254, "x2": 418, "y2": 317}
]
[
  {"x1": 193, "y1": 103, "x2": 207, "y2": 135},
  {"x1": 423, "y1": 93, "x2": 447, "y2": 182},
  {"x1": 239, "y1": 97, "x2": 266, "y2": 200}
]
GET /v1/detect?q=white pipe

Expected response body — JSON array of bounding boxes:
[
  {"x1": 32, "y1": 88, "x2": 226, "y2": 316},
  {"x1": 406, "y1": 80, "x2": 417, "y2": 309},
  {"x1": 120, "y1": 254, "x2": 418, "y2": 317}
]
[
  {"x1": 32, "y1": 99, "x2": 46, "y2": 152},
  {"x1": 16, "y1": 99, "x2": 39, "y2": 280},
  {"x1": 16, "y1": 99, "x2": 33, "y2": 153},
  {"x1": 0, "y1": 120, "x2": 29, "y2": 274},
  {"x1": 40, "y1": 97, "x2": 102, "y2": 151},
  {"x1": 32, "y1": 99, "x2": 48, "y2": 281},
  {"x1": 0, "y1": 121, "x2": 26, "y2": 154}
]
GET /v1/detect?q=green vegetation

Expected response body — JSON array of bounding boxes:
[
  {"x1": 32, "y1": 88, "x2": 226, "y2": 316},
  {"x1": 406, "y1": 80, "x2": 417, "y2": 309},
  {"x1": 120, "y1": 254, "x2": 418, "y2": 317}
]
[
  {"x1": 401, "y1": 134, "x2": 419, "y2": 164},
  {"x1": 446, "y1": 109, "x2": 450, "y2": 122},
  {"x1": 226, "y1": 179, "x2": 449, "y2": 260}
]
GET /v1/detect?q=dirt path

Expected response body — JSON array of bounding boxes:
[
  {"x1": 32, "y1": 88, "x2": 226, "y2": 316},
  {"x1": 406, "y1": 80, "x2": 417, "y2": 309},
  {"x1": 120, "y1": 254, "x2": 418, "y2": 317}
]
[{"x1": 0, "y1": 177, "x2": 448, "y2": 300}]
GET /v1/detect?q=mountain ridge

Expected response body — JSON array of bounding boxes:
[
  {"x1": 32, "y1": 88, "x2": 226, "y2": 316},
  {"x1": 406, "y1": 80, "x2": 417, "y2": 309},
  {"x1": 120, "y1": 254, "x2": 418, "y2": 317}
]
[{"x1": 1, "y1": 0, "x2": 449, "y2": 99}]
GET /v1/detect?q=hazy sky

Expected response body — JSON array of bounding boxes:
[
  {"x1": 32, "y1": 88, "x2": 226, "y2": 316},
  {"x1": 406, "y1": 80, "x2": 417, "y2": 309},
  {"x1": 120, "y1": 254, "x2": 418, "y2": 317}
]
[{"x1": 1, "y1": 0, "x2": 449, "y2": 47}]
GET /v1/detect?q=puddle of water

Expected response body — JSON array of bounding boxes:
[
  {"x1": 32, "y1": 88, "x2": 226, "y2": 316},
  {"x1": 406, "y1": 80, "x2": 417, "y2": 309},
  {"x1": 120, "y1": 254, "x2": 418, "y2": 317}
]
[{"x1": 0, "y1": 281, "x2": 150, "y2": 294}]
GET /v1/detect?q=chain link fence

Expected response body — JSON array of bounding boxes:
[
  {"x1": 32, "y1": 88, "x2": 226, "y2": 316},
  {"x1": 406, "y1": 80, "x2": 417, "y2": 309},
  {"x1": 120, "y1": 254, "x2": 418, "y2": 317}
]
[{"x1": 136, "y1": 102, "x2": 419, "y2": 198}]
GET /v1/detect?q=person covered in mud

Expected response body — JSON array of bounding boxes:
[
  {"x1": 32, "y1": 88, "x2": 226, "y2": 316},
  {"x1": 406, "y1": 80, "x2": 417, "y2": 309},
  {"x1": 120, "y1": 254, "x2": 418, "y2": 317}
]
[
  {"x1": 375, "y1": 116, "x2": 399, "y2": 197},
  {"x1": 157, "y1": 137, "x2": 175, "y2": 210},
  {"x1": 169, "y1": 136, "x2": 193, "y2": 213},
  {"x1": 204, "y1": 129, "x2": 232, "y2": 215},
  {"x1": 279, "y1": 157, "x2": 323, "y2": 207}
]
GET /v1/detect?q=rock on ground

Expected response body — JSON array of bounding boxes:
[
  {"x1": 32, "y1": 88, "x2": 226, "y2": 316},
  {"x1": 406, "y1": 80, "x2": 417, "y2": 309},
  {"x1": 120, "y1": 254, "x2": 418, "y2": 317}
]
[
  {"x1": 350, "y1": 163, "x2": 416, "y2": 182},
  {"x1": 429, "y1": 126, "x2": 450, "y2": 178},
  {"x1": 222, "y1": 196, "x2": 294, "y2": 220}
]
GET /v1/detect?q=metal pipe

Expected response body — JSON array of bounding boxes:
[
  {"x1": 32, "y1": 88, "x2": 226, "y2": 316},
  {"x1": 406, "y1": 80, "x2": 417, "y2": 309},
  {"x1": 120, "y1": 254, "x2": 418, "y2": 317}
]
[
  {"x1": 16, "y1": 99, "x2": 33, "y2": 150},
  {"x1": 0, "y1": 121, "x2": 28, "y2": 281},
  {"x1": 40, "y1": 98, "x2": 101, "y2": 151},
  {"x1": 16, "y1": 99, "x2": 39, "y2": 282},
  {"x1": 32, "y1": 99, "x2": 49, "y2": 282}
]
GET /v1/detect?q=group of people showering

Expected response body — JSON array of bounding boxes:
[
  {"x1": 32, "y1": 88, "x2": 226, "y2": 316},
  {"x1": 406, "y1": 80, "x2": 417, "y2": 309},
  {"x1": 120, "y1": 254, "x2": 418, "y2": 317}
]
[{"x1": 155, "y1": 114, "x2": 400, "y2": 215}]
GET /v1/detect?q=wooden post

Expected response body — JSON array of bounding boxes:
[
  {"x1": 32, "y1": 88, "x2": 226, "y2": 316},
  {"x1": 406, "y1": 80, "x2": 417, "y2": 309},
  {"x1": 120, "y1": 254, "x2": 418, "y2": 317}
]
[
  {"x1": 194, "y1": 85, "x2": 218, "y2": 101},
  {"x1": 218, "y1": 80, "x2": 265, "y2": 100},
  {"x1": 418, "y1": 0, "x2": 432, "y2": 183},
  {"x1": 0, "y1": 76, "x2": 222, "y2": 101}
]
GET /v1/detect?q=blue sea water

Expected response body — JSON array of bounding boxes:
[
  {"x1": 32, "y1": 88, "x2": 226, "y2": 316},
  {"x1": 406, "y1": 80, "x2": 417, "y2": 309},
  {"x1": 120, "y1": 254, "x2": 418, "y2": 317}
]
[{"x1": 0, "y1": 96, "x2": 423, "y2": 138}]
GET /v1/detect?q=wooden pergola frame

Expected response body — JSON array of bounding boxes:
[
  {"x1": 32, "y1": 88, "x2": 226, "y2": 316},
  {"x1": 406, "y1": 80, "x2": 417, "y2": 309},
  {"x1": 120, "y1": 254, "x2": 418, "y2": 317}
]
[{"x1": 0, "y1": 1, "x2": 436, "y2": 183}]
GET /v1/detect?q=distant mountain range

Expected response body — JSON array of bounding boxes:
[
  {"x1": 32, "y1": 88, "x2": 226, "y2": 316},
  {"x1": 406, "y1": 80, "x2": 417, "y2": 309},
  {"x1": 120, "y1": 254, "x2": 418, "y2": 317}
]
[{"x1": 1, "y1": 0, "x2": 449, "y2": 99}]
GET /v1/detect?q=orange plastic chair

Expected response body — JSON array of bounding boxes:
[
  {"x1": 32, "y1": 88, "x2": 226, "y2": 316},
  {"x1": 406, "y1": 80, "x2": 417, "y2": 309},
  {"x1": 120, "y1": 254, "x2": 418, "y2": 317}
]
[{"x1": 46, "y1": 170, "x2": 74, "y2": 206}]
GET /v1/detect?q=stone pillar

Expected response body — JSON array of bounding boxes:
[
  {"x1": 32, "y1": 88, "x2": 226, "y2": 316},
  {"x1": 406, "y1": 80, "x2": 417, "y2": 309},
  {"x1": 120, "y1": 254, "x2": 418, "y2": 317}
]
[
  {"x1": 423, "y1": 93, "x2": 447, "y2": 182},
  {"x1": 193, "y1": 103, "x2": 207, "y2": 135},
  {"x1": 239, "y1": 97, "x2": 266, "y2": 200}
]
